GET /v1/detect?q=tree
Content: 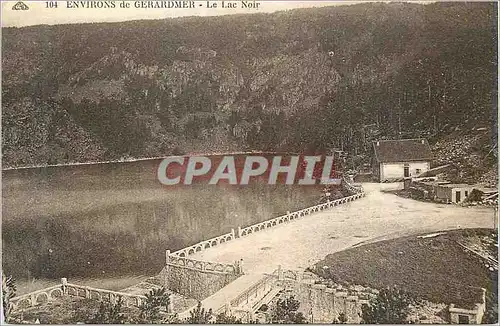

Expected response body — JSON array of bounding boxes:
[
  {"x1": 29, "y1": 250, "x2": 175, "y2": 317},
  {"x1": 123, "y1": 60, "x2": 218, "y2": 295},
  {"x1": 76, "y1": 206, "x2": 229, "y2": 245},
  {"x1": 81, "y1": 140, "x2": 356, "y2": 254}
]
[
  {"x1": 138, "y1": 287, "x2": 171, "y2": 324},
  {"x1": 361, "y1": 287, "x2": 416, "y2": 324},
  {"x1": 185, "y1": 301, "x2": 212, "y2": 324},
  {"x1": 215, "y1": 312, "x2": 243, "y2": 324},
  {"x1": 86, "y1": 296, "x2": 126, "y2": 324},
  {"x1": 272, "y1": 296, "x2": 307, "y2": 324},
  {"x1": 332, "y1": 312, "x2": 348, "y2": 324},
  {"x1": 2, "y1": 274, "x2": 16, "y2": 323}
]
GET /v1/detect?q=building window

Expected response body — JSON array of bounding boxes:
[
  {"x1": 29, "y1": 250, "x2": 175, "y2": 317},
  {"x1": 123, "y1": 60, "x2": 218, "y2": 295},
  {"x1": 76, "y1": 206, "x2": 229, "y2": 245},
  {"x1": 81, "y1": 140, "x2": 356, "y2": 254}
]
[
  {"x1": 416, "y1": 168, "x2": 422, "y2": 175},
  {"x1": 404, "y1": 164, "x2": 410, "y2": 178},
  {"x1": 458, "y1": 314, "x2": 470, "y2": 324},
  {"x1": 465, "y1": 191, "x2": 468, "y2": 198}
]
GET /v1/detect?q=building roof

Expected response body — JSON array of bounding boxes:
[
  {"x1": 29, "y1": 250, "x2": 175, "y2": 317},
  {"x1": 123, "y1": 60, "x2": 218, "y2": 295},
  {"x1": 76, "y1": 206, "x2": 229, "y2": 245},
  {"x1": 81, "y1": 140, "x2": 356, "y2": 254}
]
[{"x1": 373, "y1": 139, "x2": 433, "y2": 163}]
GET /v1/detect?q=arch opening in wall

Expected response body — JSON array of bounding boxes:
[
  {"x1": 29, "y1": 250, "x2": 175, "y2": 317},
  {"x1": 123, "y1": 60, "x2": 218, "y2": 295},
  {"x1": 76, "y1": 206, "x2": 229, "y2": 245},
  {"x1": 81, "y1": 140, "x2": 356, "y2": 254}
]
[
  {"x1": 90, "y1": 291, "x2": 102, "y2": 300},
  {"x1": 123, "y1": 297, "x2": 133, "y2": 308},
  {"x1": 16, "y1": 299, "x2": 31, "y2": 310},
  {"x1": 196, "y1": 246, "x2": 202, "y2": 252},
  {"x1": 211, "y1": 240, "x2": 218, "y2": 246},
  {"x1": 36, "y1": 293, "x2": 49, "y2": 305},
  {"x1": 78, "y1": 288, "x2": 87, "y2": 298},
  {"x1": 49, "y1": 288, "x2": 63, "y2": 300},
  {"x1": 67, "y1": 287, "x2": 78, "y2": 296}
]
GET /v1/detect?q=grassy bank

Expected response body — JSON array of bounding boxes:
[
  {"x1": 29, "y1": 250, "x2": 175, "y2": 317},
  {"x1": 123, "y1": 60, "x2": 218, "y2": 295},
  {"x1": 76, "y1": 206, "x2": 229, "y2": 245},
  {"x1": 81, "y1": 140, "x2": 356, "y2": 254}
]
[{"x1": 313, "y1": 229, "x2": 497, "y2": 309}]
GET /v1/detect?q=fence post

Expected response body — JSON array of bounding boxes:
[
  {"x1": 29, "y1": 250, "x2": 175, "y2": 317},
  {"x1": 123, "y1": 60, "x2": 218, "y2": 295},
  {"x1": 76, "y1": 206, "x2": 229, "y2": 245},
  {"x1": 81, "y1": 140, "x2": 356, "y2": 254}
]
[
  {"x1": 238, "y1": 226, "x2": 242, "y2": 237},
  {"x1": 85, "y1": 286, "x2": 91, "y2": 299},
  {"x1": 166, "y1": 250, "x2": 170, "y2": 265},
  {"x1": 225, "y1": 301, "x2": 231, "y2": 315},
  {"x1": 297, "y1": 271, "x2": 303, "y2": 283},
  {"x1": 278, "y1": 265, "x2": 283, "y2": 281},
  {"x1": 231, "y1": 228, "x2": 236, "y2": 239},
  {"x1": 167, "y1": 294, "x2": 174, "y2": 313},
  {"x1": 61, "y1": 278, "x2": 68, "y2": 295},
  {"x1": 239, "y1": 259, "x2": 244, "y2": 274}
]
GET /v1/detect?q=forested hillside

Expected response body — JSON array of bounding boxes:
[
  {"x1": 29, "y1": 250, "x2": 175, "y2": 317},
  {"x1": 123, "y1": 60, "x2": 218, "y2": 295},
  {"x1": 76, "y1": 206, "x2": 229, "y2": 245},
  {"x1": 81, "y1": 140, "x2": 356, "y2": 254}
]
[{"x1": 2, "y1": 2, "x2": 497, "y2": 170}]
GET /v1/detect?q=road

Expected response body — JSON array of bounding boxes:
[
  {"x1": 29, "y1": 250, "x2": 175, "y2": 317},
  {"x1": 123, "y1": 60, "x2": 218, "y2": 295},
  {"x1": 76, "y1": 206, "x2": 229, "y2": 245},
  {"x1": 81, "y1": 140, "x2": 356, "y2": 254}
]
[{"x1": 189, "y1": 183, "x2": 495, "y2": 274}]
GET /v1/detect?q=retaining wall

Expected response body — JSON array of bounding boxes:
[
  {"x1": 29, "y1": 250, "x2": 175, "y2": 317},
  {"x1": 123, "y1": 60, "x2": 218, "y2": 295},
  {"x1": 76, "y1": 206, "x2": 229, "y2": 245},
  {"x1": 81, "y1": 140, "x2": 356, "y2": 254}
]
[
  {"x1": 276, "y1": 272, "x2": 368, "y2": 324},
  {"x1": 161, "y1": 253, "x2": 242, "y2": 300}
]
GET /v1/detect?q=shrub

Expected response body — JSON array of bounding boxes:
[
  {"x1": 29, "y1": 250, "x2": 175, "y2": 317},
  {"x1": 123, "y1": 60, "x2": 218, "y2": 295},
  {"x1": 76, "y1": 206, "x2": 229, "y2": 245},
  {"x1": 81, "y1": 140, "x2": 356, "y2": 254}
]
[
  {"x1": 138, "y1": 287, "x2": 171, "y2": 323},
  {"x1": 271, "y1": 295, "x2": 307, "y2": 324},
  {"x1": 361, "y1": 287, "x2": 416, "y2": 324}
]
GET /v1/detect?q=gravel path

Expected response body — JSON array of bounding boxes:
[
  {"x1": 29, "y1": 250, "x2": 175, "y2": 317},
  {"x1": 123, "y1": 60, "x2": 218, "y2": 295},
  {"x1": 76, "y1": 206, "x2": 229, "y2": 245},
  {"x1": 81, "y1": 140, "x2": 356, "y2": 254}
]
[{"x1": 189, "y1": 182, "x2": 495, "y2": 274}]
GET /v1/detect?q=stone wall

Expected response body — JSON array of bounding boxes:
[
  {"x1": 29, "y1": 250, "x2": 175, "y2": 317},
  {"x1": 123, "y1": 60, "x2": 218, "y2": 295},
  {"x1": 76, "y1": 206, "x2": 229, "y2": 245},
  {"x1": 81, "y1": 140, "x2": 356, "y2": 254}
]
[
  {"x1": 276, "y1": 277, "x2": 369, "y2": 324},
  {"x1": 160, "y1": 255, "x2": 241, "y2": 301}
]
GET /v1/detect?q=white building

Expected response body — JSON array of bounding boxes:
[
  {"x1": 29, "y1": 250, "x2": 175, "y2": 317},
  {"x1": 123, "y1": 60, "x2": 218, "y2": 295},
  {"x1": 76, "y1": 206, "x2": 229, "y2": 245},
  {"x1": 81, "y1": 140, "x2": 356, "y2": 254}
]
[{"x1": 372, "y1": 139, "x2": 433, "y2": 182}]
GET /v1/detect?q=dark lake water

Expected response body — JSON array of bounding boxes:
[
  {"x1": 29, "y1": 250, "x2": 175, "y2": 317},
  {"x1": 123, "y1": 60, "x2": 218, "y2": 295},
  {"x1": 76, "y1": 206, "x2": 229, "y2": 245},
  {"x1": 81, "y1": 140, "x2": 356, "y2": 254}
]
[{"x1": 2, "y1": 157, "x2": 327, "y2": 282}]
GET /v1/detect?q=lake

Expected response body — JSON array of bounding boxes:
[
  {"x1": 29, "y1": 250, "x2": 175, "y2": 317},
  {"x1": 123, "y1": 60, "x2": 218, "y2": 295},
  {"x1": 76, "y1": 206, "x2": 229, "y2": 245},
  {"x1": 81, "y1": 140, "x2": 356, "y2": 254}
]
[{"x1": 2, "y1": 156, "x2": 327, "y2": 286}]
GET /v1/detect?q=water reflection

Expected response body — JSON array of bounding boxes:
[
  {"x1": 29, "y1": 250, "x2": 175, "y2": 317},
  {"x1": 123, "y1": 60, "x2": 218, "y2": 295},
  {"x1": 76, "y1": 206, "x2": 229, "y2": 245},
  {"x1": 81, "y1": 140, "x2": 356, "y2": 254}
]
[{"x1": 3, "y1": 158, "x2": 323, "y2": 282}]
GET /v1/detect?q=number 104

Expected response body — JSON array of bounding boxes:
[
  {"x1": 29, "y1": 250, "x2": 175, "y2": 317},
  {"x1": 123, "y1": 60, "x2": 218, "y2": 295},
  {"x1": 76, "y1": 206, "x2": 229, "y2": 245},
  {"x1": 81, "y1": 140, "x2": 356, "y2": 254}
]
[{"x1": 46, "y1": 1, "x2": 58, "y2": 8}]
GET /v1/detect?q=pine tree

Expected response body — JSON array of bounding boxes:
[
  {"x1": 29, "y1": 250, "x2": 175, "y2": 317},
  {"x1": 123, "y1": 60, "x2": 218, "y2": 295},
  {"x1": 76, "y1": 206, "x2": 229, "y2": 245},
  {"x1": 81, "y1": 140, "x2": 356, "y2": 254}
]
[{"x1": 186, "y1": 301, "x2": 212, "y2": 324}]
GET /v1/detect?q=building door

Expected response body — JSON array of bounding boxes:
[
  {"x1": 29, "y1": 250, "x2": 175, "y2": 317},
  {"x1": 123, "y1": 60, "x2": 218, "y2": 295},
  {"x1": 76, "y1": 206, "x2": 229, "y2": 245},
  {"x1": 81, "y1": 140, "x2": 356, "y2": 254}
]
[
  {"x1": 403, "y1": 164, "x2": 410, "y2": 177},
  {"x1": 458, "y1": 315, "x2": 470, "y2": 324},
  {"x1": 456, "y1": 191, "x2": 461, "y2": 203}
]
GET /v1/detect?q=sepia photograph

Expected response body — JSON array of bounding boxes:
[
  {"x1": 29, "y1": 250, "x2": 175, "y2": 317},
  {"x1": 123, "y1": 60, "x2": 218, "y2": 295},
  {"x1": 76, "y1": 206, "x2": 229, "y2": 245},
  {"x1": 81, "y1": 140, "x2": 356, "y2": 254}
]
[{"x1": 1, "y1": 0, "x2": 498, "y2": 324}]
